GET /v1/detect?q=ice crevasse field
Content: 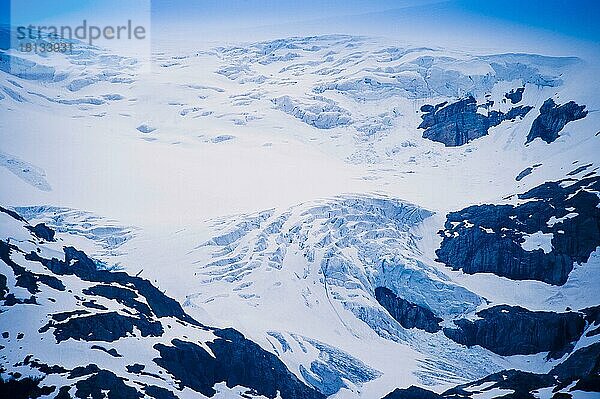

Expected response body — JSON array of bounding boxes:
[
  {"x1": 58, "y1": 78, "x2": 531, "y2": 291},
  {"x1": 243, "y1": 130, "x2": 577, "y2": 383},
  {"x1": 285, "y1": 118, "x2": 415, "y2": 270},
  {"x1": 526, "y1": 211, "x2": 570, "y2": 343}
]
[{"x1": 0, "y1": 1, "x2": 600, "y2": 398}]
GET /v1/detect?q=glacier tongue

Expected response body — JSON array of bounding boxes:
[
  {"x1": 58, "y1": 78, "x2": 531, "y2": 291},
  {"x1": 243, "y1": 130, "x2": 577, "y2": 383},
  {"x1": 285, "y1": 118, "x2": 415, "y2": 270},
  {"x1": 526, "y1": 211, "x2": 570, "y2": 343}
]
[{"x1": 187, "y1": 195, "x2": 503, "y2": 389}]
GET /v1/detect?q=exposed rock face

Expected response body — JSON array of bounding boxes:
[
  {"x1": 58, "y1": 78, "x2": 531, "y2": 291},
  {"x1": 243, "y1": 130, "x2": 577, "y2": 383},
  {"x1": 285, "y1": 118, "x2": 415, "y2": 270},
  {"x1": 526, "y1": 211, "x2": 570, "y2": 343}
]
[
  {"x1": 551, "y1": 342, "x2": 600, "y2": 388},
  {"x1": 436, "y1": 176, "x2": 600, "y2": 285},
  {"x1": 38, "y1": 311, "x2": 164, "y2": 343},
  {"x1": 526, "y1": 98, "x2": 587, "y2": 144},
  {"x1": 0, "y1": 377, "x2": 57, "y2": 398},
  {"x1": 73, "y1": 369, "x2": 142, "y2": 399},
  {"x1": 374, "y1": 287, "x2": 442, "y2": 333},
  {"x1": 516, "y1": 163, "x2": 542, "y2": 181},
  {"x1": 1, "y1": 240, "x2": 65, "y2": 296},
  {"x1": 0, "y1": 273, "x2": 6, "y2": 301},
  {"x1": 418, "y1": 96, "x2": 532, "y2": 146},
  {"x1": 0, "y1": 206, "x2": 27, "y2": 222},
  {"x1": 83, "y1": 284, "x2": 152, "y2": 316},
  {"x1": 382, "y1": 355, "x2": 600, "y2": 399},
  {"x1": 515, "y1": 167, "x2": 533, "y2": 181},
  {"x1": 153, "y1": 330, "x2": 326, "y2": 399},
  {"x1": 382, "y1": 386, "x2": 442, "y2": 399},
  {"x1": 443, "y1": 305, "x2": 586, "y2": 356},
  {"x1": 568, "y1": 163, "x2": 593, "y2": 176},
  {"x1": 505, "y1": 87, "x2": 525, "y2": 104},
  {"x1": 380, "y1": 370, "x2": 565, "y2": 399},
  {"x1": 25, "y1": 246, "x2": 198, "y2": 324},
  {"x1": 90, "y1": 345, "x2": 122, "y2": 357},
  {"x1": 445, "y1": 369, "x2": 556, "y2": 398},
  {"x1": 26, "y1": 223, "x2": 55, "y2": 241}
]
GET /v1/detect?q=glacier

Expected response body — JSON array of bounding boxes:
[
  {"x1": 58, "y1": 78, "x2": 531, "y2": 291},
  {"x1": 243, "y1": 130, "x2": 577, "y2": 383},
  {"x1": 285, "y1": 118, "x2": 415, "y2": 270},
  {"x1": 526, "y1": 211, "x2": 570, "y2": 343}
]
[{"x1": 0, "y1": 18, "x2": 599, "y2": 399}]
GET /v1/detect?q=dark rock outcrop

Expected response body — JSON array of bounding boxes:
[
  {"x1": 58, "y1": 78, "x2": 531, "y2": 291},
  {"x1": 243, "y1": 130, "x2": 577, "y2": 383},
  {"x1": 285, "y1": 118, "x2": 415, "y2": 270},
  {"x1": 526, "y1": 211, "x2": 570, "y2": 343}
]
[
  {"x1": 153, "y1": 330, "x2": 326, "y2": 399},
  {"x1": 19, "y1": 356, "x2": 68, "y2": 375},
  {"x1": 516, "y1": 167, "x2": 533, "y2": 181},
  {"x1": 436, "y1": 176, "x2": 600, "y2": 285},
  {"x1": 445, "y1": 369, "x2": 556, "y2": 398},
  {"x1": 418, "y1": 96, "x2": 532, "y2": 146},
  {"x1": 1, "y1": 240, "x2": 65, "y2": 295},
  {"x1": 90, "y1": 345, "x2": 122, "y2": 357},
  {"x1": 382, "y1": 386, "x2": 442, "y2": 399},
  {"x1": 516, "y1": 163, "x2": 542, "y2": 181},
  {"x1": 0, "y1": 272, "x2": 7, "y2": 300},
  {"x1": 39, "y1": 311, "x2": 164, "y2": 343},
  {"x1": 567, "y1": 163, "x2": 593, "y2": 176},
  {"x1": 505, "y1": 87, "x2": 525, "y2": 104},
  {"x1": 74, "y1": 370, "x2": 142, "y2": 399},
  {"x1": 0, "y1": 377, "x2": 55, "y2": 399},
  {"x1": 83, "y1": 284, "x2": 152, "y2": 316},
  {"x1": 0, "y1": 205, "x2": 27, "y2": 222},
  {"x1": 55, "y1": 386, "x2": 72, "y2": 399},
  {"x1": 25, "y1": 246, "x2": 198, "y2": 325},
  {"x1": 551, "y1": 342, "x2": 600, "y2": 388},
  {"x1": 515, "y1": 163, "x2": 542, "y2": 181},
  {"x1": 526, "y1": 98, "x2": 587, "y2": 144},
  {"x1": 144, "y1": 385, "x2": 178, "y2": 399},
  {"x1": 380, "y1": 370, "x2": 556, "y2": 399},
  {"x1": 443, "y1": 305, "x2": 586, "y2": 356},
  {"x1": 26, "y1": 223, "x2": 55, "y2": 241},
  {"x1": 375, "y1": 287, "x2": 442, "y2": 333},
  {"x1": 382, "y1": 360, "x2": 600, "y2": 399}
]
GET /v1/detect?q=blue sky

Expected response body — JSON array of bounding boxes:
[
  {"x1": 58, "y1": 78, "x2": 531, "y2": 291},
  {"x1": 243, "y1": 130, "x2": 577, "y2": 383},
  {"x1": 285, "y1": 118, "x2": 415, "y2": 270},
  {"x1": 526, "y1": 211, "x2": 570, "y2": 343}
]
[
  {"x1": 155, "y1": 0, "x2": 599, "y2": 44},
  {"x1": 451, "y1": 0, "x2": 599, "y2": 43},
  {"x1": 1, "y1": 1, "x2": 599, "y2": 48}
]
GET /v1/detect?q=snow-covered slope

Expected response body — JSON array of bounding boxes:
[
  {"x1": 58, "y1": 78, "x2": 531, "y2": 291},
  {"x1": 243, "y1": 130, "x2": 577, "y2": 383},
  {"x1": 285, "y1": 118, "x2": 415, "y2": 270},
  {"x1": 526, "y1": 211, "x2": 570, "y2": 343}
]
[
  {"x1": 1, "y1": 30, "x2": 599, "y2": 399},
  {"x1": 0, "y1": 206, "x2": 326, "y2": 398}
]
